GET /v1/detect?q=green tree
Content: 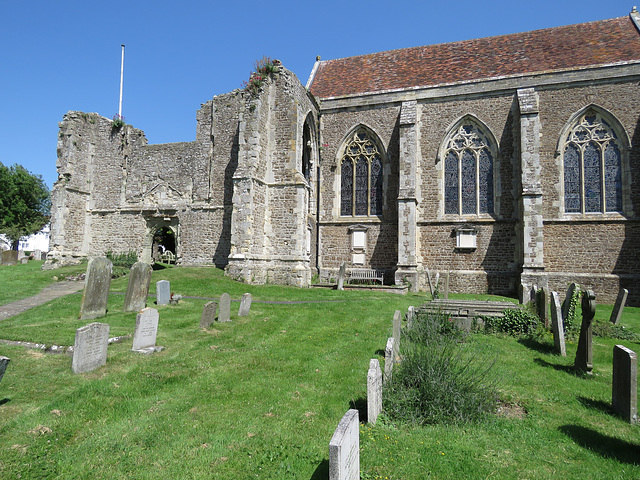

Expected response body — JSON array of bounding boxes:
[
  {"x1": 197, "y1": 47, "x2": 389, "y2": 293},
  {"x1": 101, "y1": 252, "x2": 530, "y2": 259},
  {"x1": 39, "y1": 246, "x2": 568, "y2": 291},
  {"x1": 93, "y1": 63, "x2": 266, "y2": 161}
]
[{"x1": 0, "y1": 163, "x2": 50, "y2": 250}]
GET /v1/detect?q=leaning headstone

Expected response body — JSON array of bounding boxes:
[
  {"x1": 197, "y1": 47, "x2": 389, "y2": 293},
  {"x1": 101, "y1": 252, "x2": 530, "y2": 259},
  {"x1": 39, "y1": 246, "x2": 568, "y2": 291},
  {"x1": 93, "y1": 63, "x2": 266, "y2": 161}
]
[
  {"x1": 200, "y1": 301, "x2": 217, "y2": 328},
  {"x1": 156, "y1": 280, "x2": 171, "y2": 306},
  {"x1": 610, "y1": 288, "x2": 629, "y2": 325},
  {"x1": 550, "y1": 291, "x2": 566, "y2": 356},
  {"x1": 384, "y1": 337, "x2": 395, "y2": 382},
  {"x1": 218, "y1": 293, "x2": 231, "y2": 322},
  {"x1": 392, "y1": 310, "x2": 401, "y2": 360},
  {"x1": 574, "y1": 290, "x2": 596, "y2": 375},
  {"x1": 562, "y1": 283, "x2": 580, "y2": 322},
  {"x1": 367, "y1": 359, "x2": 382, "y2": 425},
  {"x1": 1, "y1": 250, "x2": 18, "y2": 265},
  {"x1": 71, "y1": 322, "x2": 109, "y2": 374},
  {"x1": 337, "y1": 262, "x2": 346, "y2": 291},
  {"x1": 406, "y1": 305, "x2": 415, "y2": 329},
  {"x1": 537, "y1": 287, "x2": 549, "y2": 328},
  {"x1": 612, "y1": 345, "x2": 638, "y2": 424},
  {"x1": 79, "y1": 257, "x2": 112, "y2": 320},
  {"x1": 123, "y1": 262, "x2": 152, "y2": 312},
  {"x1": 329, "y1": 409, "x2": 360, "y2": 480},
  {"x1": 0, "y1": 356, "x2": 9, "y2": 384},
  {"x1": 238, "y1": 293, "x2": 252, "y2": 316},
  {"x1": 132, "y1": 307, "x2": 162, "y2": 354}
]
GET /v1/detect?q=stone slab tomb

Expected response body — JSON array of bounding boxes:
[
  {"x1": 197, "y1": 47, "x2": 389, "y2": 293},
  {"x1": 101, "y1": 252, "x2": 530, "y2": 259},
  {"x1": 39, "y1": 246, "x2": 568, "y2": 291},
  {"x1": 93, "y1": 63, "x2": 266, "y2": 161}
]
[
  {"x1": 156, "y1": 280, "x2": 171, "y2": 306},
  {"x1": 132, "y1": 307, "x2": 163, "y2": 354},
  {"x1": 367, "y1": 359, "x2": 382, "y2": 425},
  {"x1": 79, "y1": 257, "x2": 112, "y2": 320},
  {"x1": 218, "y1": 293, "x2": 231, "y2": 322},
  {"x1": 200, "y1": 301, "x2": 217, "y2": 328},
  {"x1": 550, "y1": 291, "x2": 566, "y2": 357},
  {"x1": 0, "y1": 356, "x2": 10, "y2": 384},
  {"x1": 329, "y1": 409, "x2": 360, "y2": 480},
  {"x1": 612, "y1": 344, "x2": 638, "y2": 424},
  {"x1": 238, "y1": 293, "x2": 252, "y2": 316},
  {"x1": 72, "y1": 322, "x2": 110, "y2": 374},
  {"x1": 610, "y1": 288, "x2": 629, "y2": 324},
  {"x1": 123, "y1": 262, "x2": 152, "y2": 312},
  {"x1": 1, "y1": 251, "x2": 18, "y2": 265}
]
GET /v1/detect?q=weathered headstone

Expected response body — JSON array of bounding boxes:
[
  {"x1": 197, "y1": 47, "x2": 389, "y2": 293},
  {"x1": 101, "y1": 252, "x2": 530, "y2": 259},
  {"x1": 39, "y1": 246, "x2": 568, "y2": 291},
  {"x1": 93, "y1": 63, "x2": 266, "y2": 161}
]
[
  {"x1": 329, "y1": 409, "x2": 360, "y2": 480},
  {"x1": 537, "y1": 287, "x2": 549, "y2": 328},
  {"x1": 406, "y1": 305, "x2": 415, "y2": 329},
  {"x1": 367, "y1": 359, "x2": 382, "y2": 425},
  {"x1": 562, "y1": 282, "x2": 580, "y2": 322},
  {"x1": 20, "y1": 257, "x2": 28, "y2": 264},
  {"x1": 444, "y1": 271, "x2": 450, "y2": 299},
  {"x1": 156, "y1": 280, "x2": 171, "y2": 306},
  {"x1": 426, "y1": 268, "x2": 434, "y2": 297},
  {"x1": 610, "y1": 288, "x2": 629, "y2": 325},
  {"x1": 132, "y1": 307, "x2": 162, "y2": 353},
  {"x1": 123, "y1": 262, "x2": 152, "y2": 312},
  {"x1": 200, "y1": 301, "x2": 217, "y2": 328},
  {"x1": 392, "y1": 310, "x2": 401, "y2": 360},
  {"x1": 550, "y1": 291, "x2": 566, "y2": 356},
  {"x1": 574, "y1": 290, "x2": 596, "y2": 375},
  {"x1": 384, "y1": 337, "x2": 395, "y2": 382},
  {"x1": 33, "y1": 249, "x2": 42, "y2": 260},
  {"x1": 218, "y1": 293, "x2": 231, "y2": 322},
  {"x1": 434, "y1": 272, "x2": 440, "y2": 297},
  {"x1": 337, "y1": 262, "x2": 346, "y2": 291},
  {"x1": 79, "y1": 257, "x2": 112, "y2": 320},
  {"x1": 72, "y1": 322, "x2": 110, "y2": 374},
  {"x1": 0, "y1": 356, "x2": 10, "y2": 384},
  {"x1": 1, "y1": 250, "x2": 18, "y2": 265},
  {"x1": 17, "y1": 250, "x2": 26, "y2": 260},
  {"x1": 612, "y1": 345, "x2": 638, "y2": 424},
  {"x1": 238, "y1": 293, "x2": 252, "y2": 316}
]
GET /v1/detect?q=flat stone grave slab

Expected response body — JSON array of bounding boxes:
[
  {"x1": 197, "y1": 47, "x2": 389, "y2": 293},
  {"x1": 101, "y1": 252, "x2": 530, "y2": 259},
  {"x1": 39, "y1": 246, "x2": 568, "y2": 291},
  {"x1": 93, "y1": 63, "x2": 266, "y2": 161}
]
[
  {"x1": 123, "y1": 262, "x2": 152, "y2": 312},
  {"x1": 72, "y1": 322, "x2": 110, "y2": 374},
  {"x1": 329, "y1": 409, "x2": 360, "y2": 480},
  {"x1": 79, "y1": 257, "x2": 112, "y2": 320}
]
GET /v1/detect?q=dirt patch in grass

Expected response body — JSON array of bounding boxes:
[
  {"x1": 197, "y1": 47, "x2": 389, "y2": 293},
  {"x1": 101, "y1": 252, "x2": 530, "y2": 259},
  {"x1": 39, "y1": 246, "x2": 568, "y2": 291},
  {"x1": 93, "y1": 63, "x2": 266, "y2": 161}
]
[{"x1": 496, "y1": 401, "x2": 527, "y2": 419}]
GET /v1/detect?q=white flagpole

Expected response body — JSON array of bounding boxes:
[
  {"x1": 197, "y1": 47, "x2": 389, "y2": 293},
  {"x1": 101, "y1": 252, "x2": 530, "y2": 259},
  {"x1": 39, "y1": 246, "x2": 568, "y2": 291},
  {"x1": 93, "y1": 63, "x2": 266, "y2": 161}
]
[{"x1": 118, "y1": 44, "x2": 125, "y2": 118}]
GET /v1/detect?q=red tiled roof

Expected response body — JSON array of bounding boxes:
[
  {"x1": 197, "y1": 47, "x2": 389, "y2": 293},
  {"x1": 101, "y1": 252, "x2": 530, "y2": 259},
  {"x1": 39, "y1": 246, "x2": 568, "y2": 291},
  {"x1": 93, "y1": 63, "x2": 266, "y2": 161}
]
[{"x1": 309, "y1": 16, "x2": 640, "y2": 99}]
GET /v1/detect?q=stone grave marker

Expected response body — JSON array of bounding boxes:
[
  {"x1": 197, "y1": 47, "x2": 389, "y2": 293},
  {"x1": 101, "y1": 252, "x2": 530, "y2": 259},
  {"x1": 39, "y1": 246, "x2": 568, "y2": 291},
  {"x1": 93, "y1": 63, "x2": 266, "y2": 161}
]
[
  {"x1": 426, "y1": 268, "x2": 434, "y2": 296},
  {"x1": 123, "y1": 262, "x2": 152, "y2": 312},
  {"x1": 406, "y1": 305, "x2": 415, "y2": 329},
  {"x1": 367, "y1": 359, "x2": 382, "y2": 425},
  {"x1": 1, "y1": 250, "x2": 18, "y2": 265},
  {"x1": 574, "y1": 290, "x2": 596, "y2": 375},
  {"x1": 132, "y1": 307, "x2": 162, "y2": 354},
  {"x1": 156, "y1": 280, "x2": 171, "y2": 306},
  {"x1": 218, "y1": 293, "x2": 231, "y2": 322},
  {"x1": 79, "y1": 257, "x2": 112, "y2": 320},
  {"x1": 20, "y1": 257, "x2": 29, "y2": 264},
  {"x1": 17, "y1": 251, "x2": 26, "y2": 260},
  {"x1": 610, "y1": 288, "x2": 629, "y2": 325},
  {"x1": 238, "y1": 293, "x2": 252, "y2": 316},
  {"x1": 384, "y1": 337, "x2": 395, "y2": 382},
  {"x1": 550, "y1": 291, "x2": 566, "y2": 356},
  {"x1": 72, "y1": 322, "x2": 110, "y2": 374},
  {"x1": 434, "y1": 272, "x2": 440, "y2": 297},
  {"x1": 537, "y1": 287, "x2": 549, "y2": 328},
  {"x1": 200, "y1": 301, "x2": 217, "y2": 328},
  {"x1": 337, "y1": 262, "x2": 346, "y2": 291},
  {"x1": 392, "y1": 310, "x2": 401, "y2": 360},
  {"x1": 561, "y1": 282, "x2": 580, "y2": 322},
  {"x1": 0, "y1": 356, "x2": 10, "y2": 384},
  {"x1": 329, "y1": 409, "x2": 360, "y2": 480},
  {"x1": 612, "y1": 344, "x2": 638, "y2": 424},
  {"x1": 33, "y1": 249, "x2": 42, "y2": 260}
]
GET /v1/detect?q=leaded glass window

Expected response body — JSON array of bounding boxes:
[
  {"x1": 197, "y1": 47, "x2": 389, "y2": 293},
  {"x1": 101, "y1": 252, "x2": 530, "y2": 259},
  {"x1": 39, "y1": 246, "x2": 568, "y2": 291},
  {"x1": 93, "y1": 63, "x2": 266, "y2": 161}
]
[
  {"x1": 340, "y1": 129, "x2": 384, "y2": 217},
  {"x1": 563, "y1": 110, "x2": 622, "y2": 213},
  {"x1": 443, "y1": 121, "x2": 494, "y2": 215}
]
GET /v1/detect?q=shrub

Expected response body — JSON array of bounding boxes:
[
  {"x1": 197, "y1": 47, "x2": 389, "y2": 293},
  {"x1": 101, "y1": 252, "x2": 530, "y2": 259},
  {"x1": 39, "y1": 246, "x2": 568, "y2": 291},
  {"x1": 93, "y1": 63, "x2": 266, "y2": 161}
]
[
  {"x1": 383, "y1": 313, "x2": 498, "y2": 425},
  {"x1": 105, "y1": 250, "x2": 138, "y2": 278},
  {"x1": 592, "y1": 321, "x2": 640, "y2": 341},
  {"x1": 484, "y1": 308, "x2": 539, "y2": 336}
]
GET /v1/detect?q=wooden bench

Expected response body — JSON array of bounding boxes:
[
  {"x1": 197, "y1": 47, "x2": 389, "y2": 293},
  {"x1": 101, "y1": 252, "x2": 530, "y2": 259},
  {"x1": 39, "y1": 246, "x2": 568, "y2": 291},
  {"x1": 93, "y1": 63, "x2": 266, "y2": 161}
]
[
  {"x1": 348, "y1": 268, "x2": 384, "y2": 285},
  {"x1": 160, "y1": 251, "x2": 176, "y2": 264}
]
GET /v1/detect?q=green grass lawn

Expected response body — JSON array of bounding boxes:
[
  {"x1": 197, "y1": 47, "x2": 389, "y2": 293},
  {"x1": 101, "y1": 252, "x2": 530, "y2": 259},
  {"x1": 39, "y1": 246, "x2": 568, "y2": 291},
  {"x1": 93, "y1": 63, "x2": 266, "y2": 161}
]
[{"x1": 0, "y1": 263, "x2": 638, "y2": 479}]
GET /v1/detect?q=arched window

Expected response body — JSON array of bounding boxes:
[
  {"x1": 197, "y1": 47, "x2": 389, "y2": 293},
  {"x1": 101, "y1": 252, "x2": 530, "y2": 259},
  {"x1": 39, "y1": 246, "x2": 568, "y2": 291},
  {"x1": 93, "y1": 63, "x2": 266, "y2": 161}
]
[
  {"x1": 302, "y1": 116, "x2": 313, "y2": 183},
  {"x1": 562, "y1": 109, "x2": 622, "y2": 213},
  {"x1": 443, "y1": 120, "x2": 494, "y2": 215},
  {"x1": 340, "y1": 128, "x2": 384, "y2": 217}
]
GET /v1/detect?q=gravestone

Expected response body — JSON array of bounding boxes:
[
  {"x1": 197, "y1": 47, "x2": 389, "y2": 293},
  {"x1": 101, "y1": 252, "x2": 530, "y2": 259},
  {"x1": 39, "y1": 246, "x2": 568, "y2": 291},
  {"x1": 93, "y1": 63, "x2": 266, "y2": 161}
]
[
  {"x1": 132, "y1": 307, "x2": 162, "y2": 353},
  {"x1": 72, "y1": 322, "x2": 109, "y2": 374},
  {"x1": 238, "y1": 293, "x2": 252, "y2": 316},
  {"x1": 406, "y1": 305, "x2": 415, "y2": 329},
  {"x1": 612, "y1": 345, "x2": 638, "y2": 424},
  {"x1": 17, "y1": 250, "x2": 26, "y2": 260},
  {"x1": 0, "y1": 356, "x2": 10, "y2": 384},
  {"x1": 574, "y1": 290, "x2": 596, "y2": 375},
  {"x1": 561, "y1": 283, "x2": 580, "y2": 322},
  {"x1": 123, "y1": 262, "x2": 152, "y2": 312},
  {"x1": 218, "y1": 293, "x2": 231, "y2": 322},
  {"x1": 33, "y1": 249, "x2": 42, "y2": 260},
  {"x1": 337, "y1": 262, "x2": 346, "y2": 291},
  {"x1": 550, "y1": 291, "x2": 566, "y2": 356},
  {"x1": 200, "y1": 301, "x2": 217, "y2": 328},
  {"x1": 20, "y1": 257, "x2": 29, "y2": 264},
  {"x1": 156, "y1": 280, "x2": 171, "y2": 306},
  {"x1": 444, "y1": 271, "x2": 450, "y2": 299},
  {"x1": 367, "y1": 359, "x2": 382, "y2": 425},
  {"x1": 79, "y1": 257, "x2": 112, "y2": 320},
  {"x1": 434, "y1": 272, "x2": 440, "y2": 297},
  {"x1": 426, "y1": 268, "x2": 434, "y2": 296},
  {"x1": 1, "y1": 250, "x2": 18, "y2": 265},
  {"x1": 610, "y1": 288, "x2": 629, "y2": 325},
  {"x1": 384, "y1": 337, "x2": 395, "y2": 382},
  {"x1": 392, "y1": 310, "x2": 402, "y2": 360},
  {"x1": 329, "y1": 409, "x2": 360, "y2": 480},
  {"x1": 537, "y1": 287, "x2": 549, "y2": 328}
]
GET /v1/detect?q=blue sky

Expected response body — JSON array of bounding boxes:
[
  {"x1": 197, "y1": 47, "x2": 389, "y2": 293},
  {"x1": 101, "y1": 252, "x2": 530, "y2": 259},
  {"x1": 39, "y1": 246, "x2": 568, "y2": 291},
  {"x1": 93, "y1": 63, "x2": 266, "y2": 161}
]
[{"x1": 0, "y1": 1, "x2": 633, "y2": 188}]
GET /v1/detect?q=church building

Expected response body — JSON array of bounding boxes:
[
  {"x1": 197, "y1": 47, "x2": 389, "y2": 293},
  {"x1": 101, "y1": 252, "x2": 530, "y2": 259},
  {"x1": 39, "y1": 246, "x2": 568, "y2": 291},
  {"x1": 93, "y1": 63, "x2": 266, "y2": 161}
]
[{"x1": 47, "y1": 10, "x2": 640, "y2": 304}]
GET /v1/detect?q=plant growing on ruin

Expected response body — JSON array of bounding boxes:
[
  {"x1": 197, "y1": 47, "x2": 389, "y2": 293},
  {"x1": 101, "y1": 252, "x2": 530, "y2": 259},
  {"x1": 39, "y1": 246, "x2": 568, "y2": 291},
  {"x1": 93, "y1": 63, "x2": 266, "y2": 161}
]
[
  {"x1": 112, "y1": 114, "x2": 126, "y2": 129},
  {"x1": 242, "y1": 57, "x2": 279, "y2": 97}
]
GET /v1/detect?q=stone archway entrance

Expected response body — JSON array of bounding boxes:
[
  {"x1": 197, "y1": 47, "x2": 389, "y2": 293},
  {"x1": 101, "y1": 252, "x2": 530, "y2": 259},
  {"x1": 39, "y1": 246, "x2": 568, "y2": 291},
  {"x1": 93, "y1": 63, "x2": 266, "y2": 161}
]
[{"x1": 142, "y1": 216, "x2": 179, "y2": 265}]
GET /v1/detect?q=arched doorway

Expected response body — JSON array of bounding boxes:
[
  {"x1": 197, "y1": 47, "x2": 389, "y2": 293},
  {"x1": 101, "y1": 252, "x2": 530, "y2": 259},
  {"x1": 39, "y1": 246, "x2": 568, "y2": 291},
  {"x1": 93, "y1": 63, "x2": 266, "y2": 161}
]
[
  {"x1": 153, "y1": 226, "x2": 176, "y2": 263},
  {"x1": 142, "y1": 216, "x2": 179, "y2": 265}
]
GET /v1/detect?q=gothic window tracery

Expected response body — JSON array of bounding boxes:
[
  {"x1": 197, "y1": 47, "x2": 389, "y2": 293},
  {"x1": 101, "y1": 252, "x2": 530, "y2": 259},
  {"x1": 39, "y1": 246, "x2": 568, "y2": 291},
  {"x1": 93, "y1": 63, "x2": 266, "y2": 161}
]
[
  {"x1": 562, "y1": 110, "x2": 622, "y2": 214},
  {"x1": 340, "y1": 129, "x2": 384, "y2": 217},
  {"x1": 443, "y1": 121, "x2": 494, "y2": 215}
]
